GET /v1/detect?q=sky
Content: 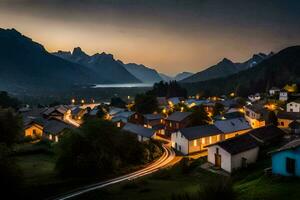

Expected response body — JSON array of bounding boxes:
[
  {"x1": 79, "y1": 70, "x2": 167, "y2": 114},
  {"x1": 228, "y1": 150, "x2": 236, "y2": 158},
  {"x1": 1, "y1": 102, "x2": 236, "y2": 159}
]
[{"x1": 1, "y1": 0, "x2": 300, "y2": 76}]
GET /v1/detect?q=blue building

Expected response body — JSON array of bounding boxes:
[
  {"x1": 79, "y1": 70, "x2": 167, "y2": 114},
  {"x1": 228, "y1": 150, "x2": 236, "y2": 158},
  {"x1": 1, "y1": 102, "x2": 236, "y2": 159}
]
[{"x1": 271, "y1": 139, "x2": 300, "y2": 177}]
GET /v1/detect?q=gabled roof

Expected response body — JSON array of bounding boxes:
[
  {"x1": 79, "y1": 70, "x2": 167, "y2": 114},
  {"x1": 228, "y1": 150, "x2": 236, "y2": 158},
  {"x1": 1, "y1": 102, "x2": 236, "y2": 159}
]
[
  {"x1": 108, "y1": 107, "x2": 125, "y2": 116},
  {"x1": 122, "y1": 123, "x2": 155, "y2": 138},
  {"x1": 214, "y1": 117, "x2": 251, "y2": 134},
  {"x1": 71, "y1": 106, "x2": 84, "y2": 115},
  {"x1": 179, "y1": 124, "x2": 223, "y2": 140},
  {"x1": 43, "y1": 105, "x2": 69, "y2": 116},
  {"x1": 247, "y1": 125, "x2": 284, "y2": 143},
  {"x1": 271, "y1": 139, "x2": 300, "y2": 154},
  {"x1": 44, "y1": 119, "x2": 75, "y2": 135},
  {"x1": 206, "y1": 134, "x2": 259, "y2": 155},
  {"x1": 115, "y1": 111, "x2": 134, "y2": 118},
  {"x1": 245, "y1": 104, "x2": 268, "y2": 115},
  {"x1": 287, "y1": 99, "x2": 300, "y2": 104},
  {"x1": 168, "y1": 97, "x2": 184, "y2": 105},
  {"x1": 89, "y1": 108, "x2": 99, "y2": 116},
  {"x1": 166, "y1": 111, "x2": 192, "y2": 122},
  {"x1": 277, "y1": 111, "x2": 300, "y2": 120},
  {"x1": 143, "y1": 114, "x2": 163, "y2": 121},
  {"x1": 223, "y1": 112, "x2": 244, "y2": 119}
]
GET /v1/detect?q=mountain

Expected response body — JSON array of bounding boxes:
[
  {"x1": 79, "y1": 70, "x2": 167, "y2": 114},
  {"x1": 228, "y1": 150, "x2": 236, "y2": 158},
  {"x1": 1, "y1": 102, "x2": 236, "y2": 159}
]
[
  {"x1": 119, "y1": 61, "x2": 162, "y2": 83},
  {"x1": 174, "y1": 72, "x2": 193, "y2": 81},
  {"x1": 159, "y1": 73, "x2": 173, "y2": 82},
  {"x1": 53, "y1": 48, "x2": 140, "y2": 84},
  {"x1": 183, "y1": 46, "x2": 300, "y2": 96},
  {"x1": 0, "y1": 28, "x2": 98, "y2": 92},
  {"x1": 181, "y1": 53, "x2": 272, "y2": 83}
]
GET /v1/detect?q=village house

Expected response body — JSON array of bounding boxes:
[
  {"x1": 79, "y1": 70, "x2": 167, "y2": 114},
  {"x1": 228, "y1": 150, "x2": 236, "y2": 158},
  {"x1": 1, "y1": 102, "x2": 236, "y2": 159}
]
[
  {"x1": 71, "y1": 106, "x2": 87, "y2": 120},
  {"x1": 202, "y1": 102, "x2": 215, "y2": 115},
  {"x1": 206, "y1": 134, "x2": 259, "y2": 173},
  {"x1": 168, "y1": 97, "x2": 185, "y2": 106},
  {"x1": 244, "y1": 104, "x2": 268, "y2": 128},
  {"x1": 43, "y1": 118, "x2": 75, "y2": 142},
  {"x1": 247, "y1": 125, "x2": 285, "y2": 146},
  {"x1": 286, "y1": 100, "x2": 300, "y2": 112},
  {"x1": 185, "y1": 99, "x2": 208, "y2": 108},
  {"x1": 171, "y1": 117, "x2": 251, "y2": 155},
  {"x1": 107, "y1": 107, "x2": 125, "y2": 119},
  {"x1": 112, "y1": 111, "x2": 135, "y2": 128},
  {"x1": 277, "y1": 111, "x2": 300, "y2": 128},
  {"x1": 128, "y1": 112, "x2": 145, "y2": 125},
  {"x1": 24, "y1": 118, "x2": 44, "y2": 138},
  {"x1": 122, "y1": 123, "x2": 156, "y2": 142},
  {"x1": 171, "y1": 124, "x2": 223, "y2": 155},
  {"x1": 279, "y1": 89, "x2": 288, "y2": 101},
  {"x1": 269, "y1": 87, "x2": 280, "y2": 96},
  {"x1": 214, "y1": 117, "x2": 251, "y2": 139},
  {"x1": 165, "y1": 111, "x2": 192, "y2": 135},
  {"x1": 271, "y1": 139, "x2": 300, "y2": 177},
  {"x1": 42, "y1": 105, "x2": 71, "y2": 121}
]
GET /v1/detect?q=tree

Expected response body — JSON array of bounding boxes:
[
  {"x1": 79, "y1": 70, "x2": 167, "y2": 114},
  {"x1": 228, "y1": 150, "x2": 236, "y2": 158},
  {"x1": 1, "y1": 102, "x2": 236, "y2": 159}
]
[
  {"x1": 55, "y1": 119, "x2": 158, "y2": 178},
  {"x1": 110, "y1": 97, "x2": 126, "y2": 108},
  {"x1": 0, "y1": 108, "x2": 23, "y2": 146},
  {"x1": 189, "y1": 106, "x2": 211, "y2": 127},
  {"x1": 266, "y1": 111, "x2": 278, "y2": 126},
  {"x1": 0, "y1": 91, "x2": 21, "y2": 110},
  {"x1": 147, "y1": 81, "x2": 187, "y2": 98},
  {"x1": 133, "y1": 94, "x2": 159, "y2": 114},
  {"x1": 213, "y1": 102, "x2": 224, "y2": 117}
]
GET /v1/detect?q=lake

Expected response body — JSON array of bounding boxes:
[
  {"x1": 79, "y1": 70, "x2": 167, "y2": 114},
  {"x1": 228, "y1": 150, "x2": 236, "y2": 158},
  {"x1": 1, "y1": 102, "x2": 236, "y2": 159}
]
[{"x1": 92, "y1": 83, "x2": 153, "y2": 88}]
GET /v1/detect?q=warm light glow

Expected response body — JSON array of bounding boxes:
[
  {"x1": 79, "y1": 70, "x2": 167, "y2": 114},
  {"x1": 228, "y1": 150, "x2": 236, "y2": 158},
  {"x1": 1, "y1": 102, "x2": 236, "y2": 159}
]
[
  {"x1": 230, "y1": 92, "x2": 235, "y2": 97},
  {"x1": 180, "y1": 107, "x2": 184, "y2": 112},
  {"x1": 71, "y1": 99, "x2": 75, "y2": 104},
  {"x1": 81, "y1": 99, "x2": 85, "y2": 104}
]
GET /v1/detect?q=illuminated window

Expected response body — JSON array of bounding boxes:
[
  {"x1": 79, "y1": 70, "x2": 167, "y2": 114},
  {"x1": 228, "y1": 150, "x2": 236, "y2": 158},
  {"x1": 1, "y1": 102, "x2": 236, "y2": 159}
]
[
  {"x1": 202, "y1": 138, "x2": 205, "y2": 144},
  {"x1": 209, "y1": 136, "x2": 212, "y2": 144},
  {"x1": 193, "y1": 140, "x2": 197, "y2": 146},
  {"x1": 117, "y1": 122, "x2": 121, "y2": 127},
  {"x1": 135, "y1": 114, "x2": 138, "y2": 119}
]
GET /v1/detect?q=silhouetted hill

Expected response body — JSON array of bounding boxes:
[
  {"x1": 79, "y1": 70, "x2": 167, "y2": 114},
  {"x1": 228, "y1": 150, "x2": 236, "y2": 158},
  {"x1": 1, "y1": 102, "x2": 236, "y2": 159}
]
[
  {"x1": 119, "y1": 61, "x2": 162, "y2": 83},
  {"x1": 0, "y1": 28, "x2": 98, "y2": 92},
  {"x1": 181, "y1": 53, "x2": 272, "y2": 83},
  {"x1": 53, "y1": 48, "x2": 141, "y2": 84},
  {"x1": 184, "y1": 46, "x2": 300, "y2": 96},
  {"x1": 174, "y1": 72, "x2": 193, "y2": 81}
]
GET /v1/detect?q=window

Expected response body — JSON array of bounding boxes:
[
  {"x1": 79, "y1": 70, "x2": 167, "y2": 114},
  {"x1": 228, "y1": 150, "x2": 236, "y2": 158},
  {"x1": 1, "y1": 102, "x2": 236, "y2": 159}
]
[
  {"x1": 193, "y1": 140, "x2": 197, "y2": 146},
  {"x1": 179, "y1": 145, "x2": 181, "y2": 151},
  {"x1": 169, "y1": 122, "x2": 172, "y2": 127},
  {"x1": 281, "y1": 122, "x2": 284, "y2": 126},
  {"x1": 286, "y1": 157, "x2": 296, "y2": 174},
  {"x1": 135, "y1": 114, "x2": 138, "y2": 119},
  {"x1": 176, "y1": 123, "x2": 179, "y2": 129},
  {"x1": 209, "y1": 136, "x2": 212, "y2": 144},
  {"x1": 202, "y1": 138, "x2": 205, "y2": 144},
  {"x1": 117, "y1": 122, "x2": 121, "y2": 127},
  {"x1": 216, "y1": 147, "x2": 219, "y2": 154},
  {"x1": 32, "y1": 129, "x2": 37, "y2": 136}
]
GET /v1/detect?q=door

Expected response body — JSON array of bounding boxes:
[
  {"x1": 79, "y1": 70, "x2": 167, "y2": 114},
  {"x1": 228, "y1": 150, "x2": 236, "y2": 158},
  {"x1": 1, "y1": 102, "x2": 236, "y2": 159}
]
[
  {"x1": 215, "y1": 153, "x2": 221, "y2": 168},
  {"x1": 286, "y1": 157, "x2": 296, "y2": 175}
]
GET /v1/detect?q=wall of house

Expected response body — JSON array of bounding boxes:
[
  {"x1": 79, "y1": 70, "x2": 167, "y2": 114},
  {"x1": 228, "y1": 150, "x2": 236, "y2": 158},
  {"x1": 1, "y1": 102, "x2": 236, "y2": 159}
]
[
  {"x1": 223, "y1": 129, "x2": 250, "y2": 140},
  {"x1": 25, "y1": 124, "x2": 43, "y2": 138},
  {"x1": 272, "y1": 147, "x2": 300, "y2": 177},
  {"x1": 166, "y1": 118, "x2": 190, "y2": 135},
  {"x1": 278, "y1": 118, "x2": 293, "y2": 128},
  {"x1": 231, "y1": 147, "x2": 259, "y2": 173},
  {"x1": 245, "y1": 115, "x2": 265, "y2": 129},
  {"x1": 138, "y1": 135, "x2": 150, "y2": 142},
  {"x1": 171, "y1": 131, "x2": 189, "y2": 155},
  {"x1": 207, "y1": 145, "x2": 232, "y2": 173},
  {"x1": 188, "y1": 135, "x2": 221, "y2": 154},
  {"x1": 287, "y1": 102, "x2": 300, "y2": 113}
]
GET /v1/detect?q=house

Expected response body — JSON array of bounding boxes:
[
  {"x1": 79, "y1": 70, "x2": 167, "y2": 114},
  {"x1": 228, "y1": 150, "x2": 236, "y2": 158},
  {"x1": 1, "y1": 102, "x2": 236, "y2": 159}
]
[
  {"x1": 244, "y1": 104, "x2": 268, "y2": 128},
  {"x1": 42, "y1": 105, "x2": 71, "y2": 121},
  {"x1": 269, "y1": 87, "x2": 280, "y2": 96},
  {"x1": 277, "y1": 111, "x2": 300, "y2": 128},
  {"x1": 122, "y1": 123, "x2": 155, "y2": 142},
  {"x1": 185, "y1": 99, "x2": 208, "y2": 108},
  {"x1": 143, "y1": 114, "x2": 164, "y2": 128},
  {"x1": 111, "y1": 111, "x2": 135, "y2": 128},
  {"x1": 206, "y1": 134, "x2": 259, "y2": 173},
  {"x1": 271, "y1": 139, "x2": 300, "y2": 177},
  {"x1": 219, "y1": 99, "x2": 238, "y2": 110},
  {"x1": 168, "y1": 97, "x2": 185, "y2": 106},
  {"x1": 171, "y1": 124, "x2": 223, "y2": 155},
  {"x1": 128, "y1": 112, "x2": 145, "y2": 125},
  {"x1": 24, "y1": 118, "x2": 44, "y2": 138},
  {"x1": 247, "y1": 125, "x2": 285, "y2": 146},
  {"x1": 165, "y1": 111, "x2": 192, "y2": 135},
  {"x1": 107, "y1": 107, "x2": 125, "y2": 119},
  {"x1": 43, "y1": 119, "x2": 75, "y2": 142},
  {"x1": 214, "y1": 117, "x2": 251, "y2": 140},
  {"x1": 248, "y1": 93, "x2": 261, "y2": 102},
  {"x1": 171, "y1": 117, "x2": 251, "y2": 155},
  {"x1": 71, "y1": 106, "x2": 87, "y2": 120},
  {"x1": 289, "y1": 121, "x2": 300, "y2": 134},
  {"x1": 279, "y1": 89, "x2": 288, "y2": 101},
  {"x1": 286, "y1": 100, "x2": 300, "y2": 112},
  {"x1": 203, "y1": 102, "x2": 215, "y2": 115}
]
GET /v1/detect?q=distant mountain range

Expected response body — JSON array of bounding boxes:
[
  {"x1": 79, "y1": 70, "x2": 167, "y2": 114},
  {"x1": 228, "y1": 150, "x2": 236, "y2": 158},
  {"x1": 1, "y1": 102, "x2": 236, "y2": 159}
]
[
  {"x1": 159, "y1": 72, "x2": 194, "y2": 82},
  {"x1": 181, "y1": 53, "x2": 273, "y2": 83},
  {"x1": 184, "y1": 46, "x2": 300, "y2": 96},
  {"x1": 53, "y1": 48, "x2": 141, "y2": 84},
  {"x1": 118, "y1": 61, "x2": 163, "y2": 83}
]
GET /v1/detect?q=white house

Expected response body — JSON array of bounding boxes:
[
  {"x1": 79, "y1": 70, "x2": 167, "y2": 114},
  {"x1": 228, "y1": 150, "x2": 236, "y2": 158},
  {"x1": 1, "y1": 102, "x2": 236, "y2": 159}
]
[
  {"x1": 122, "y1": 123, "x2": 155, "y2": 142},
  {"x1": 279, "y1": 90, "x2": 288, "y2": 101},
  {"x1": 287, "y1": 100, "x2": 300, "y2": 112},
  {"x1": 269, "y1": 87, "x2": 280, "y2": 96},
  {"x1": 171, "y1": 124, "x2": 223, "y2": 155},
  {"x1": 206, "y1": 134, "x2": 259, "y2": 173},
  {"x1": 244, "y1": 104, "x2": 268, "y2": 128}
]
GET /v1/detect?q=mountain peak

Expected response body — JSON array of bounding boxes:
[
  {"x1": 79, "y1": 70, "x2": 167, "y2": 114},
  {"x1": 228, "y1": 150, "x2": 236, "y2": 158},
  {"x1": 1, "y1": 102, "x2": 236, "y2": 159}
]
[
  {"x1": 72, "y1": 47, "x2": 88, "y2": 57},
  {"x1": 219, "y1": 58, "x2": 233, "y2": 64}
]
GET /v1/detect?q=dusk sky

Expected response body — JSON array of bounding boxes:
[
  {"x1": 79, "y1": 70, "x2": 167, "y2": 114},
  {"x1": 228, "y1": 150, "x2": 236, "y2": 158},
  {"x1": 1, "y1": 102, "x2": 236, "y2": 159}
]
[{"x1": 1, "y1": 0, "x2": 300, "y2": 75}]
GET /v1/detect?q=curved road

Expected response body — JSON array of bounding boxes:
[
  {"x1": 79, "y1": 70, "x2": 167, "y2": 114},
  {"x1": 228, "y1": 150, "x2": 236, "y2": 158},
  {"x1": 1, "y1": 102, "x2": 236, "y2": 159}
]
[{"x1": 50, "y1": 144, "x2": 176, "y2": 200}]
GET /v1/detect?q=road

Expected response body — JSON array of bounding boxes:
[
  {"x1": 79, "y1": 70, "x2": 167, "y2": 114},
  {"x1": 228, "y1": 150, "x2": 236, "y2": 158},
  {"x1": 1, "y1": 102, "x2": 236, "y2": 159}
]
[{"x1": 50, "y1": 144, "x2": 176, "y2": 200}]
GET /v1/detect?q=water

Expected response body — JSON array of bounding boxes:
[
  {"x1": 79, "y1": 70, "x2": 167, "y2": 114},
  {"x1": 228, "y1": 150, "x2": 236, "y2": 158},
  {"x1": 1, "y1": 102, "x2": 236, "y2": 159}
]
[{"x1": 92, "y1": 83, "x2": 153, "y2": 88}]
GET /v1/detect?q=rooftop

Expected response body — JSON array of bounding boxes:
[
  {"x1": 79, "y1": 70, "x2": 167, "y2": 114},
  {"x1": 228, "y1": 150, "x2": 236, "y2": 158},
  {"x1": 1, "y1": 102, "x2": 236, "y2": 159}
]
[
  {"x1": 214, "y1": 117, "x2": 251, "y2": 134},
  {"x1": 180, "y1": 124, "x2": 223, "y2": 140},
  {"x1": 122, "y1": 123, "x2": 155, "y2": 138},
  {"x1": 166, "y1": 111, "x2": 192, "y2": 122}
]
